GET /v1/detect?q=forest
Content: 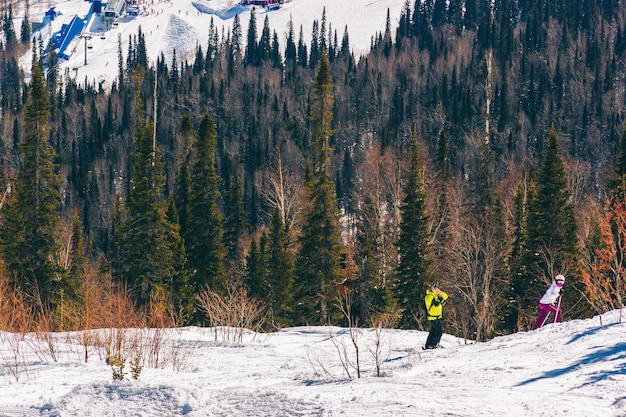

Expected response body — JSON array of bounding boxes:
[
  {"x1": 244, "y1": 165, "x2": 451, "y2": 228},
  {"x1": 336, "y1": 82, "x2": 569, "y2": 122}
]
[{"x1": 1, "y1": 0, "x2": 626, "y2": 343}]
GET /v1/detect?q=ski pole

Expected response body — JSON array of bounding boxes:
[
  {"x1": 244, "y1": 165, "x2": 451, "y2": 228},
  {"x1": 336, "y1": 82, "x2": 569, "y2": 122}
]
[{"x1": 553, "y1": 294, "x2": 562, "y2": 324}]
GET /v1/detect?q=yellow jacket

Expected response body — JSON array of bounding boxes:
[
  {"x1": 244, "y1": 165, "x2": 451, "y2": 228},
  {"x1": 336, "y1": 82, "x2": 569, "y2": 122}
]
[{"x1": 425, "y1": 289, "x2": 448, "y2": 320}]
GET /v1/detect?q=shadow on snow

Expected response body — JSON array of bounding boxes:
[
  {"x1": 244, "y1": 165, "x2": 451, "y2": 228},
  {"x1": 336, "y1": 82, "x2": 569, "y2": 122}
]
[{"x1": 516, "y1": 342, "x2": 626, "y2": 387}]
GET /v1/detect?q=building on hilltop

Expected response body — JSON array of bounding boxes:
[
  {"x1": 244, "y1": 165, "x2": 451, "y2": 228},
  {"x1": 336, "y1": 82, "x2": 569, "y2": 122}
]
[
  {"x1": 103, "y1": 0, "x2": 125, "y2": 21},
  {"x1": 241, "y1": 0, "x2": 281, "y2": 9}
]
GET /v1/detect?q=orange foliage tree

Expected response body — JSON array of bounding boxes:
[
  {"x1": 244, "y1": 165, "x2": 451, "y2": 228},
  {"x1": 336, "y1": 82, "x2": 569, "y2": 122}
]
[{"x1": 581, "y1": 191, "x2": 626, "y2": 319}]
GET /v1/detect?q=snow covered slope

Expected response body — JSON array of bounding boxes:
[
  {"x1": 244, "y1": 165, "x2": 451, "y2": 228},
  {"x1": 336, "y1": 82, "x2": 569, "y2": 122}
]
[
  {"x1": 0, "y1": 310, "x2": 624, "y2": 416},
  {"x1": 16, "y1": 0, "x2": 407, "y2": 87}
]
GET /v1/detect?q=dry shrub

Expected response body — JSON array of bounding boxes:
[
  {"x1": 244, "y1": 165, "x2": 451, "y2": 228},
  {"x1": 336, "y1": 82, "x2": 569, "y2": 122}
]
[
  {"x1": 0, "y1": 268, "x2": 32, "y2": 381},
  {"x1": 196, "y1": 283, "x2": 267, "y2": 342}
]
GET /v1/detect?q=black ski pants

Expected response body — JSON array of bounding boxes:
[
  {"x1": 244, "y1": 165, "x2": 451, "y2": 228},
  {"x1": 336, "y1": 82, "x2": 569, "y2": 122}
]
[{"x1": 425, "y1": 318, "x2": 443, "y2": 348}]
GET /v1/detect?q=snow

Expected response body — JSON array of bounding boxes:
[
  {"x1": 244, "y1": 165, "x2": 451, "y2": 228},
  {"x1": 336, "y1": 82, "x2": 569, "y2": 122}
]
[
  {"x1": 0, "y1": 310, "x2": 625, "y2": 416},
  {"x1": 16, "y1": 0, "x2": 408, "y2": 88}
]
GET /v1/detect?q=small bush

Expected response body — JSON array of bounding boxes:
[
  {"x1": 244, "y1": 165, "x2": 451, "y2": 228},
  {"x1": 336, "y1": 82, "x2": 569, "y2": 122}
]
[{"x1": 108, "y1": 355, "x2": 126, "y2": 381}]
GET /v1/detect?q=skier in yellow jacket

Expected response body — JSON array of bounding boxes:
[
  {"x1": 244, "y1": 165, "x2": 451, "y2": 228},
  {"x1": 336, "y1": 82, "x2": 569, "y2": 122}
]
[{"x1": 424, "y1": 283, "x2": 448, "y2": 349}]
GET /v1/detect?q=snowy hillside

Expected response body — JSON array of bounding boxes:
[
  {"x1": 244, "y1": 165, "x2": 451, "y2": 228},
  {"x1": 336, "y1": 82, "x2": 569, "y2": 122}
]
[
  {"x1": 0, "y1": 310, "x2": 624, "y2": 416},
  {"x1": 16, "y1": 0, "x2": 408, "y2": 87}
]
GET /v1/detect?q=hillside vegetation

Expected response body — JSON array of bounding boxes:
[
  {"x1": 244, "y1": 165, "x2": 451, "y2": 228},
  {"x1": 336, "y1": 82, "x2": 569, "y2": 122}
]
[{"x1": 1, "y1": 0, "x2": 625, "y2": 341}]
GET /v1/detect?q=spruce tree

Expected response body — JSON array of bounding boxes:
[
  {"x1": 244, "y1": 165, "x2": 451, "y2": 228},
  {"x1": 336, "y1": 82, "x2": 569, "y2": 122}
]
[
  {"x1": 515, "y1": 126, "x2": 578, "y2": 329},
  {"x1": 231, "y1": 13, "x2": 242, "y2": 60},
  {"x1": 174, "y1": 115, "x2": 194, "y2": 238},
  {"x1": 3, "y1": 6, "x2": 17, "y2": 50},
  {"x1": 395, "y1": 125, "x2": 432, "y2": 329},
  {"x1": 267, "y1": 206, "x2": 295, "y2": 326},
  {"x1": 244, "y1": 9, "x2": 257, "y2": 66},
  {"x1": 258, "y1": 16, "x2": 271, "y2": 64},
  {"x1": 20, "y1": 9, "x2": 30, "y2": 44},
  {"x1": 0, "y1": 52, "x2": 62, "y2": 311},
  {"x1": 223, "y1": 173, "x2": 248, "y2": 280},
  {"x1": 245, "y1": 233, "x2": 269, "y2": 300},
  {"x1": 185, "y1": 112, "x2": 226, "y2": 296},
  {"x1": 118, "y1": 95, "x2": 190, "y2": 317},
  {"x1": 294, "y1": 50, "x2": 343, "y2": 325}
]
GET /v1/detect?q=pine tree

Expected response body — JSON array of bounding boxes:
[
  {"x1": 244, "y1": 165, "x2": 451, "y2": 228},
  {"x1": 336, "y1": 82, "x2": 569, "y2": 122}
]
[
  {"x1": 0, "y1": 52, "x2": 62, "y2": 311},
  {"x1": 395, "y1": 125, "x2": 432, "y2": 329},
  {"x1": 185, "y1": 112, "x2": 226, "y2": 297},
  {"x1": 294, "y1": 50, "x2": 343, "y2": 325}
]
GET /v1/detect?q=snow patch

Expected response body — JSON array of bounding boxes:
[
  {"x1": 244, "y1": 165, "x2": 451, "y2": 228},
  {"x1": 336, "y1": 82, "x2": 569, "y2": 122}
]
[
  {"x1": 192, "y1": 1, "x2": 249, "y2": 20},
  {"x1": 161, "y1": 14, "x2": 200, "y2": 64}
]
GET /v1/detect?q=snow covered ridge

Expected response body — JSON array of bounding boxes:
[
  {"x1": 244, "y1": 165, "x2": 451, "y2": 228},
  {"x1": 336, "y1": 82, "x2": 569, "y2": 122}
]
[
  {"x1": 17, "y1": 0, "x2": 408, "y2": 87},
  {"x1": 0, "y1": 310, "x2": 624, "y2": 416}
]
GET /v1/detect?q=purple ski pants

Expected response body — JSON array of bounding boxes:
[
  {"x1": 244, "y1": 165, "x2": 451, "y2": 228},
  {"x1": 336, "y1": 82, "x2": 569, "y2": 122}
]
[{"x1": 532, "y1": 303, "x2": 562, "y2": 330}]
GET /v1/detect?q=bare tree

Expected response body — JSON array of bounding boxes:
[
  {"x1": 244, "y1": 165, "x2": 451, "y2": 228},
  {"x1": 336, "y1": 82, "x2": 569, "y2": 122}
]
[
  {"x1": 195, "y1": 282, "x2": 267, "y2": 342},
  {"x1": 452, "y1": 225, "x2": 508, "y2": 342},
  {"x1": 261, "y1": 143, "x2": 305, "y2": 233}
]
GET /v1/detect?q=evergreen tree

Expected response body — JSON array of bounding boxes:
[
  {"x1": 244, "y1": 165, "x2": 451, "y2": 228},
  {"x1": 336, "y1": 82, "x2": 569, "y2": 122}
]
[
  {"x1": 185, "y1": 112, "x2": 226, "y2": 297},
  {"x1": 245, "y1": 233, "x2": 269, "y2": 300},
  {"x1": 0, "y1": 52, "x2": 62, "y2": 312},
  {"x1": 136, "y1": 27, "x2": 148, "y2": 69},
  {"x1": 309, "y1": 20, "x2": 320, "y2": 69},
  {"x1": 608, "y1": 122, "x2": 626, "y2": 199},
  {"x1": 257, "y1": 16, "x2": 271, "y2": 64},
  {"x1": 297, "y1": 25, "x2": 308, "y2": 67},
  {"x1": 46, "y1": 39, "x2": 59, "y2": 96},
  {"x1": 244, "y1": 9, "x2": 257, "y2": 66},
  {"x1": 175, "y1": 115, "x2": 194, "y2": 238},
  {"x1": 20, "y1": 9, "x2": 30, "y2": 44},
  {"x1": 118, "y1": 94, "x2": 190, "y2": 317},
  {"x1": 395, "y1": 125, "x2": 432, "y2": 329},
  {"x1": 68, "y1": 211, "x2": 87, "y2": 296},
  {"x1": 295, "y1": 50, "x2": 343, "y2": 325},
  {"x1": 271, "y1": 31, "x2": 282, "y2": 69},
  {"x1": 267, "y1": 206, "x2": 295, "y2": 326},
  {"x1": 340, "y1": 25, "x2": 350, "y2": 58},
  {"x1": 117, "y1": 33, "x2": 125, "y2": 86},
  {"x1": 515, "y1": 126, "x2": 578, "y2": 329},
  {"x1": 285, "y1": 17, "x2": 297, "y2": 62},
  {"x1": 3, "y1": 6, "x2": 17, "y2": 50},
  {"x1": 206, "y1": 17, "x2": 219, "y2": 68},
  {"x1": 506, "y1": 182, "x2": 529, "y2": 332},
  {"x1": 223, "y1": 173, "x2": 248, "y2": 280},
  {"x1": 231, "y1": 13, "x2": 243, "y2": 60}
]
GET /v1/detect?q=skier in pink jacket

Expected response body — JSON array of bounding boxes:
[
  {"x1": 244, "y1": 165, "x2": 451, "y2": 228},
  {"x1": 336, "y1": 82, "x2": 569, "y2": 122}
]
[{"x1": 532, "y1": 274, "x2": 565, "y2": 330}]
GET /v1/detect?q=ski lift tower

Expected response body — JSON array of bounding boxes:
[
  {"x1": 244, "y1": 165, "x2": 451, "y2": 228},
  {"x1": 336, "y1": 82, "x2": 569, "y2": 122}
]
[{"x1": 80, "y1": 33, "x2": 92, "y2": 65}]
